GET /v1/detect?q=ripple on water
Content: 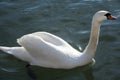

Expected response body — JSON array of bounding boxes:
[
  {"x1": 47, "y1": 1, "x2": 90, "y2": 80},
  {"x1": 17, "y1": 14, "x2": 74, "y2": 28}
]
[
  {"x1": 0, "y1": 67, "x2": 18, "y2": 73},
  {"x1": 0, "y1": 2, "x2": 15, "y2": 6},
  {"x1": 67, "y1": 2, "x2": 91, "y2": 9},
  {"x1": 77, "y1": 30, "x2": 90, "y2": 34},
  {"x1": 23, "y1": 5, "x2": 41, "y2": 14}
]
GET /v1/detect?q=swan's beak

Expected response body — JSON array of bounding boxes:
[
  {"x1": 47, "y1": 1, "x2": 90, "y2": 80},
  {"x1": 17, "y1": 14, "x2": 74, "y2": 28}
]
[{"x1": 107, "y1": 15, "x2": 116, "y2": 20}]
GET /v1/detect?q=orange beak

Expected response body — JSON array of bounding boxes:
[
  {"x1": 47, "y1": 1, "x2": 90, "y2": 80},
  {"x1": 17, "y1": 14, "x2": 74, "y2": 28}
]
[{"x1": 107, "y1": 15, "x2": 116, "y2": 20}]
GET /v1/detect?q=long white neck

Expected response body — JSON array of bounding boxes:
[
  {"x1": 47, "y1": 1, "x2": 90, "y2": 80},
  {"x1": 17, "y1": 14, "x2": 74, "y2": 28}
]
[{"x1": 83, "y1": 18, "x2": 101, "y2": 57}]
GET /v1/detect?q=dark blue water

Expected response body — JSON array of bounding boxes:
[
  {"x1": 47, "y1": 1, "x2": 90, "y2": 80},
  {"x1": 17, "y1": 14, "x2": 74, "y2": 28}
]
[{"x1": 0, "y1": 0, "x2": 120, "y2": 80}]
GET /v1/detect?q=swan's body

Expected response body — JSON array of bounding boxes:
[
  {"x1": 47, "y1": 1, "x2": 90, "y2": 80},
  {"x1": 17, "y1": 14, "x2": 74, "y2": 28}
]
[{"x1": 0, "y1": 10, "x2": 116, "y2": 69}]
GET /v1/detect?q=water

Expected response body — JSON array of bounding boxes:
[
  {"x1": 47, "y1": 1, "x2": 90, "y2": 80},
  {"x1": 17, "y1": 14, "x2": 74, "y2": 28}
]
[{"x1": 0, "y1": 0, "x2": 120, "y2": 80}]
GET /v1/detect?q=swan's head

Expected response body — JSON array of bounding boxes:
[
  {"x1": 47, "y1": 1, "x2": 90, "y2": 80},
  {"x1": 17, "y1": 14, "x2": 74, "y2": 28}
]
[{"x1": 93, "y1": 10, "x2": 116, "y2": 23}]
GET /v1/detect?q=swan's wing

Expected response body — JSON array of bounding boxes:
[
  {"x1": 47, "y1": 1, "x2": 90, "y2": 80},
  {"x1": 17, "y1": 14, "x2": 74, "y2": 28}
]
[
  {"x1": 32, "y1": 32, "x2": 83, "y2": 51},
  {"x1": 31, "y1": 32, "x2": 70, "y2": 46},
  {"x1": 17, "y1": 34, "x2": 69, "y2": 63},
  {"x1": 17, "y1": 32, "x2": 81, "y2": 57}
]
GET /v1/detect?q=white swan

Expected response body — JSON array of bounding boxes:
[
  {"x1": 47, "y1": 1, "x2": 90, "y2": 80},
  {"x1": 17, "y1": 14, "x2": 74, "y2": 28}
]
[{"x1": 0, "y1": 10, "x2": 116, "y2": 69}]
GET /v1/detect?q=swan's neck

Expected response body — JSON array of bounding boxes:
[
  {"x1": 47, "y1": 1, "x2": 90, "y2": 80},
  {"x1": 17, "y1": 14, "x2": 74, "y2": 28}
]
[{"x1": 83, "y1": 19, "x2": 101, "y2": 56}]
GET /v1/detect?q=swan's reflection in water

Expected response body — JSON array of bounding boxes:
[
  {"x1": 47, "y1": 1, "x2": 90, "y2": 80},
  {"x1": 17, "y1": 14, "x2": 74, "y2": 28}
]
[{"x1": 26, "y1": 60, "x2": 95, "y2": 80}]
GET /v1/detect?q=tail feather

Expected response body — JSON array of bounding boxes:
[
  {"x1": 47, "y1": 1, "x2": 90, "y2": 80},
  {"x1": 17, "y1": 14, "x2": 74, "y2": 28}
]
[
  {"x1": 0, "y1": 46, "x2": 13, "y2": 54},
  {"x1": 0, "y1": 46, "x2": 32, "y2": 62}
]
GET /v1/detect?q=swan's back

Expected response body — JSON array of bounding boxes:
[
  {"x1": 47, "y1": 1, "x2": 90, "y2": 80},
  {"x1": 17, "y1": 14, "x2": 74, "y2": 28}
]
[{"x1": 31, "y1": 32, "x2": 66, "y2": 46}]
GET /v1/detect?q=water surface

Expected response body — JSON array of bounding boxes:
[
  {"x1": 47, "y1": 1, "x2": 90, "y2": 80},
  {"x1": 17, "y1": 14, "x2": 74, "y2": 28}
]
[{"x1": 0, "y1": 0, "x2": 120, "y2": 80}]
